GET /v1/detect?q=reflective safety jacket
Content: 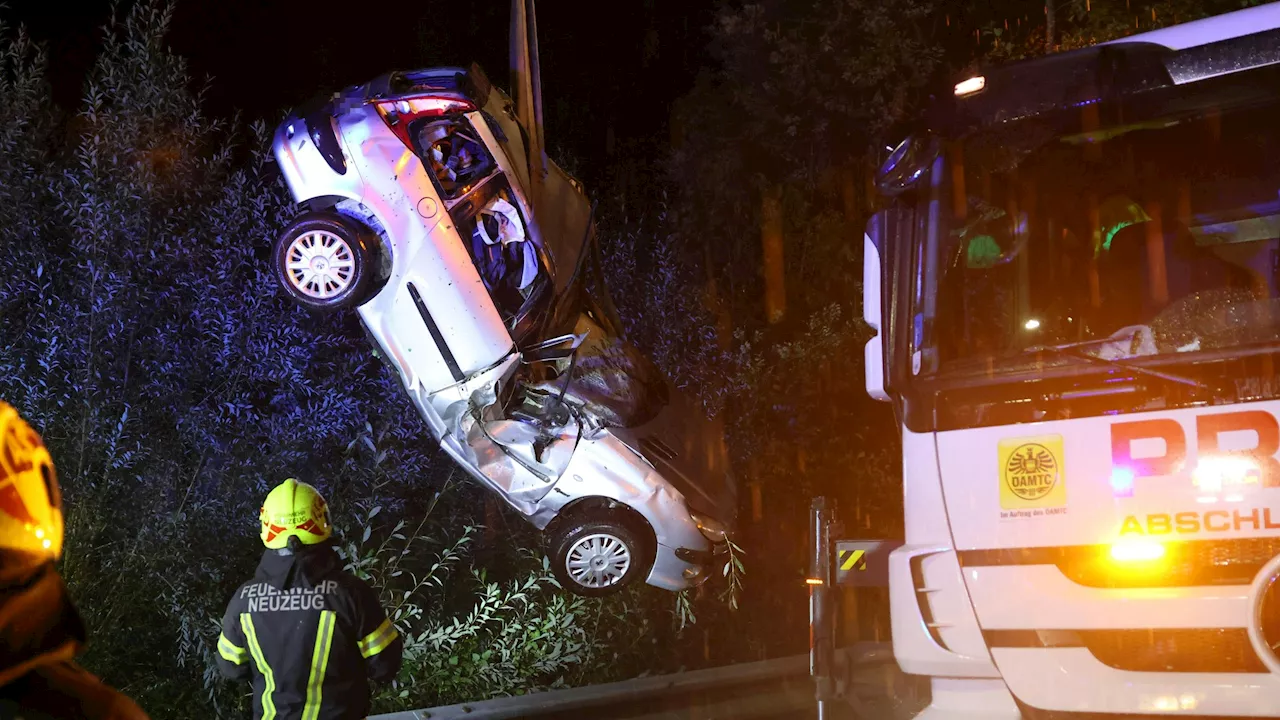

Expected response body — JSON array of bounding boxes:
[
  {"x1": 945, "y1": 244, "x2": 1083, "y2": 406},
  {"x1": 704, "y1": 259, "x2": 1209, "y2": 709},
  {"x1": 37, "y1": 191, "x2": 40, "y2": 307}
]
[
  {"x1": 0, "y1": 566, "x2": 150, "y2": 720},
  {"x1": 217, "y1": 545, "x2": 402, "y2": 720}
]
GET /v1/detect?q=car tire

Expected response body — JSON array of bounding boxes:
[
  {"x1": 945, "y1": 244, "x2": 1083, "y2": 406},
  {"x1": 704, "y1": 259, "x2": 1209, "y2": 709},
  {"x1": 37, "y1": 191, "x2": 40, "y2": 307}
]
[
  {"x1": 273, "y1": 212, "x2": 378, "y2": 311},
  {"x1": 549, "y1": 516, "x2": 650, "y2": 597}
]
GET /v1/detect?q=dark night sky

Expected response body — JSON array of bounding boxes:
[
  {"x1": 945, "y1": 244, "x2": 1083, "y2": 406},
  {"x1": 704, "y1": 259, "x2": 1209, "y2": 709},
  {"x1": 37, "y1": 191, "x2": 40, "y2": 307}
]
[{"x1": 10, "y1": 0, "x2": 716, "y2": 175}]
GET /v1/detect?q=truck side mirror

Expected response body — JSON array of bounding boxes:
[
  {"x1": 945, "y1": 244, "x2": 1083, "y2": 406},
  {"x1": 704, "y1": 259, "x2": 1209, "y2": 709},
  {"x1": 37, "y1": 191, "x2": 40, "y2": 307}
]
[
  {"x1": 863, "y1": 233, "x2": 890, "y2": 402},
  {"x1": 876, "y1": 134, "x2": 940, "y2": 197}
]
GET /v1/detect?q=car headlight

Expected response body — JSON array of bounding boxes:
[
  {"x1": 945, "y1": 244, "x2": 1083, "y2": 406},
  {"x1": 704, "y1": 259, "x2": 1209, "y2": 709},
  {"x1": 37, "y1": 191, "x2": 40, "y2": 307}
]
[{"x1": 689, "y1": 512, "x2": 728, "y2": 543}]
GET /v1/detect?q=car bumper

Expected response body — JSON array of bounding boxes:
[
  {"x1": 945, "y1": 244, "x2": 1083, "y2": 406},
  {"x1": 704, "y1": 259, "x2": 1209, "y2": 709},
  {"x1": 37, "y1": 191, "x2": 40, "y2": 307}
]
[{"x1": 645, "y1": 542, "x2": 723, "y2": 591}]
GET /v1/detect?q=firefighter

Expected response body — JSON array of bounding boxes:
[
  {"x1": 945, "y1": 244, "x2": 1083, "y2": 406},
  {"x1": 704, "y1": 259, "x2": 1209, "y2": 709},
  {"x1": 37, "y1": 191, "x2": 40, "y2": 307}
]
[
  {"x1": 217, "y1": 478, "x2": 402, "y2": 720},
  {"x1": 0, "y1": 401, "x2": 150, "y2": 719}
]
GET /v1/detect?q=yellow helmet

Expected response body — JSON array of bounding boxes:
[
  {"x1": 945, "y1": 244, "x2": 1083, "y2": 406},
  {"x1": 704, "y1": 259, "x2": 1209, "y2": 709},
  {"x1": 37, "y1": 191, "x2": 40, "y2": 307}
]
[
  {"x1": 259, "y1": 478, "x2": 331, "y2": 549},
  {"x1": 0, "y1": 401, "x2": 63, "y2": 577}
]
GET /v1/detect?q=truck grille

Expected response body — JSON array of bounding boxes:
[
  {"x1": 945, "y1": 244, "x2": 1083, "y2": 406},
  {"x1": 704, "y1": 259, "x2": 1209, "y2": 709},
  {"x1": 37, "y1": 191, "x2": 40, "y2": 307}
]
[
  {"x1": 1064, "y1": 537, "x2": 1280, "y2": 588},
  {"x1": 960, "y1": 537, "x2": 1280, "y2": 588},
  {"x1": 1081, "y1": 629, "x2": 1266, "y2": 674}
]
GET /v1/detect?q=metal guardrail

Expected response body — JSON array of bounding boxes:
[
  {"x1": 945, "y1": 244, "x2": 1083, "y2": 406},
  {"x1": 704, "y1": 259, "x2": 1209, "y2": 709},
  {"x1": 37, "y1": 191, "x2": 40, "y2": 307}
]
[{"x1": 371, "y1": 642, "x2": 895, "y2": 720}]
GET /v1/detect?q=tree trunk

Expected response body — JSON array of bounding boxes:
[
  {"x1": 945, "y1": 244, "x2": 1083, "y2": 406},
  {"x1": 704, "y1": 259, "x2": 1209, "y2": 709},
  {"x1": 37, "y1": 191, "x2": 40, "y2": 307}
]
[
  {"x1": 841, "y1": 165, "x2": 860, "y2": 227},
  {"x1": 762, "y1": 185, "x2": 786, "y2": 324},
  {"x1": 1045, "y1": 0, "x2": 1056, "y2": 53}
]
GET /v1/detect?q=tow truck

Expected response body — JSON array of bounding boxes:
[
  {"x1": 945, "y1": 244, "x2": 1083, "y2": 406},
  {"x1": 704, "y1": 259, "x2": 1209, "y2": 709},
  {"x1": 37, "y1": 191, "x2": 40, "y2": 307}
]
[{"x1": 864, "y1": 2, "x2": 1280, "y2": 717}]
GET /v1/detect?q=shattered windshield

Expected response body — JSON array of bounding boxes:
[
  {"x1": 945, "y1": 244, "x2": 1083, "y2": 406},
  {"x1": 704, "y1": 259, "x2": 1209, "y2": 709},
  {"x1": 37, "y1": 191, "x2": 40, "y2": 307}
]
[{"x1": 918, "y1": 97, "x2": 1280, "y2": 376}]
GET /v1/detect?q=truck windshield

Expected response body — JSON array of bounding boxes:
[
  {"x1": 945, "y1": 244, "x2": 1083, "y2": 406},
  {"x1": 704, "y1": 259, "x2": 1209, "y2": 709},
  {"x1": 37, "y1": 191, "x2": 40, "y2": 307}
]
[{"x1": 914, "y1": 97, "x2": 1280, "y2": 377}]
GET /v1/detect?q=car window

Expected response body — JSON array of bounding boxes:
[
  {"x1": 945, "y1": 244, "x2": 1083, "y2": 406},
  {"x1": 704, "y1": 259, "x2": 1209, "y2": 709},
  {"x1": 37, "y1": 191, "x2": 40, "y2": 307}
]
[
  {"x1": 412, "y1": 117, "x2": 497, "y2": 201},
  {"x1": 405, "y1": 115, "x2": 548, "y2": 333},
  {"x1": 456, "y1": 179, "x2": 542, "y2": 322}
]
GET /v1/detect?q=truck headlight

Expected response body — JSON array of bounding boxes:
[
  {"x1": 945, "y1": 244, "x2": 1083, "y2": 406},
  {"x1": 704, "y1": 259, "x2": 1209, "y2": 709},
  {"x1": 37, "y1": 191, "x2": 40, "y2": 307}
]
[{"x1": 689, "y1": 512, "x2": 728, "y2": 543}]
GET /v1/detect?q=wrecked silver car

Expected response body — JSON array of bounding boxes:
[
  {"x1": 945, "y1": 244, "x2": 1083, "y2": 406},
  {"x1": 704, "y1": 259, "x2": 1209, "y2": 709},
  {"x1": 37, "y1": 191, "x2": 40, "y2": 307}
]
[{"x1": 268, "y1": 60, "x2": 735, "y2": 596}]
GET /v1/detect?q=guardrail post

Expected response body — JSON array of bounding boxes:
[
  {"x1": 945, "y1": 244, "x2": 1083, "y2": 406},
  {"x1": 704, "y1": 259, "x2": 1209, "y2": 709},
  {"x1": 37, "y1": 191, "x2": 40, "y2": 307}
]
[{"x1": 809, "y1": 496, "x2": 836, "y2": 719}]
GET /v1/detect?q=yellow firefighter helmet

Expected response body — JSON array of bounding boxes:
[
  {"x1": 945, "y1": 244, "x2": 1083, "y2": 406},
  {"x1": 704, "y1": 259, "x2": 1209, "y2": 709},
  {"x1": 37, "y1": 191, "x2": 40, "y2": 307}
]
[
  {"x1": 0, "y1": 401, "x2": 63, "y2": 577},
  {"x1": 259, "y1": 478, "x2": 332, "y2": 549}
]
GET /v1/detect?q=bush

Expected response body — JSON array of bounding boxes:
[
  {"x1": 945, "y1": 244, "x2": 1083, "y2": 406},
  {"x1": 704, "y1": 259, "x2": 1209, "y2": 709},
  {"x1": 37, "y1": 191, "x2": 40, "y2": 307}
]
[
  {"x1": 0, "y1": 4, "x2": 742, "y2": 712},
  {"x1": 0, "y1": 2, "x2": 446, "y2": 712},
  {"x1": 0, "y1": 3, "x2": 684, "y2": 716},
  {"x1": 595, "y1": 195, "x2": 746, "y2": 416},
  {"x1": 339, "y1": 507, "x2": 593, "y2": 710},
  {"x1": 334, "y1": 492, "x2": 702, "y2": 712}
]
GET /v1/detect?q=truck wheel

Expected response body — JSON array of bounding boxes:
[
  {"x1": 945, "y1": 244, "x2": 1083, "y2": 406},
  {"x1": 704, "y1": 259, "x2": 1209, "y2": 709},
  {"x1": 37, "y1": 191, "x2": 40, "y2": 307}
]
[
  {"x1": 273, "y1": 212, "x2": 377, "y2": 311},
  {"x1": 550, "y1": 517, "x2": 648, "y2": 597}
]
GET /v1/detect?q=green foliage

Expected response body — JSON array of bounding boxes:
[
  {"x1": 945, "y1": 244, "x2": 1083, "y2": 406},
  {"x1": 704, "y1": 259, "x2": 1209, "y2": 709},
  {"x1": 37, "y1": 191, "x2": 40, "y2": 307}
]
[
  {"x1": 668, "y1": 0, "x2": 942, "y2": 333},
  {"x1": 0, "y1": 2, "x2": 452, "y2": 713},
  {"x1": 975, "y1": 0, "x2": 1268, "y2": 61},
  {"x1": 595, "y1": 197, "x2": 746, "y2": 415},
  {"x1": 0, "y1": 3, "x2": 681, "y2": 716},
  {"x1": 672, "y1": 538, "x2": 746, "y2": 632},
  {"x1": 337, "y1": 502, "x2": 686, "y2": 711},
  {"x1": 720, "y1": 537, "x2": 747, "y2": 611},
  {"x1": 682, "y1": 0, "x2": 941, "y2": 187},
  {"x1": 597, "y1": 0, "x2": 951, "y2": 661},
  {"x1": 674, "y1": 590, "x2": 697, "y2": 632}
]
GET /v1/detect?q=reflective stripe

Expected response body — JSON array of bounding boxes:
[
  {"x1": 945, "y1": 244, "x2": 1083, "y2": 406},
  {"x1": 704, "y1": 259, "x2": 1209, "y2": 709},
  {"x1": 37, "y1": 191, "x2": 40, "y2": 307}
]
[
  {"x1": 357, "y1": 618, "x2": 399, "y2": 659},
  {"x1": 302, "y1": 610, "x2": 336, "y2": 720},
  {"x1": 218, "y1": 632, "x2": 248, "y2": 665},
  {"x1": 241, "y1": 613, "x2": 277, "y2": 720}
]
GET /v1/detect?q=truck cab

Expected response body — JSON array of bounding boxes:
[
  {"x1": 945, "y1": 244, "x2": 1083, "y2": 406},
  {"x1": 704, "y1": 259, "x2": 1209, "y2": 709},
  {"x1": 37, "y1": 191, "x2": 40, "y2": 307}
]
[{"x1": 864, "y1": 4, "x2": 1280, "y2": 717}]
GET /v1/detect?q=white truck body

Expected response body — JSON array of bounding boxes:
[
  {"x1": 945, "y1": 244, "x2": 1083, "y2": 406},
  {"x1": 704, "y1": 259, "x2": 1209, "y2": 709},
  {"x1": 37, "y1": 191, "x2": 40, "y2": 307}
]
[{"x1": 865, "y1": 4, "x2": 1280, "y2": 717}]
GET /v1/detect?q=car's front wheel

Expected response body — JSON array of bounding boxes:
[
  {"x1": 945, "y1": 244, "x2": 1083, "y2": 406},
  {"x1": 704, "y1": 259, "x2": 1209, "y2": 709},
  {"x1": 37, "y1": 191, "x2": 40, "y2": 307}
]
[
  {"x1": 273, "y1": 212, "x2": 377, "y2": 311},
  {"x1": 550, "y1": 517, "x2": 649, "y2": 597}
]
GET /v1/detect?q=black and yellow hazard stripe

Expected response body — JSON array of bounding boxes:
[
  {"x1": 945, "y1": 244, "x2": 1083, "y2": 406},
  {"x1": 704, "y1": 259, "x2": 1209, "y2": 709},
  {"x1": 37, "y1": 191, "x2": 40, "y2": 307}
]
[
  {"x1": 241, "y1": 613, "x2": 278, "y2": 720},
  {"x1": 302, "y1": 610, "x2": 336, "y2": 720},
  {"x1": 218, "y1": 632, "x2": 248, "y2": 666},
  {"x1": 357, "y1": 617, "x2": 399, "y2": 659},
  {"x1": 838, "y1": 549, "x2": 867, "y2": 571}
]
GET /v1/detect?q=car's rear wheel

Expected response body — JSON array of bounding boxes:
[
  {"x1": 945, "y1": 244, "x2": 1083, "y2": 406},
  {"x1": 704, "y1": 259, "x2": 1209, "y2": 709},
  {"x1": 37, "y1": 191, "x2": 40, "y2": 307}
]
[
  {"x1": 550, "y1": 517, "x2": 649, "y2": 597},
  {"x1": 273, "y1": 212, "x2": 377, "y2": 311}
]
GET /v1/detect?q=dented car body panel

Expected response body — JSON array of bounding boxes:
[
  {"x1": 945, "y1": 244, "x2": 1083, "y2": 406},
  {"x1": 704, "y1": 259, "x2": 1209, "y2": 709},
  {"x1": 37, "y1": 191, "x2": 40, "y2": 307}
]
[
  {"x1": 272, "y1": 65, "x2": 733, "y2": 593},
  {"x1": 536, "y1": 429, "x2": 717, "y2": 588}
]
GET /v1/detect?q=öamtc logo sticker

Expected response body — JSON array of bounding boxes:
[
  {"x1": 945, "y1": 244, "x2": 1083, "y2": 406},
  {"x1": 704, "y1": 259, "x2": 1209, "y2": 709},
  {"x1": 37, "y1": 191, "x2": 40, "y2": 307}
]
[{"x1": 999, "y1": 435, "x2": 1066, "y2": 512}]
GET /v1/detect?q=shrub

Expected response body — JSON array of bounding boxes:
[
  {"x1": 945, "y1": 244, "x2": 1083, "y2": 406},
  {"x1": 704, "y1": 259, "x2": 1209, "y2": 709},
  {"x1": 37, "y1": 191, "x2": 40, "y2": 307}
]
[
  {"x1": 339, "y1": 507, "x2": 595, "y2": 710},
  {"x1": 0, "y1": 5, "x2": 707, "y2": 716}
]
